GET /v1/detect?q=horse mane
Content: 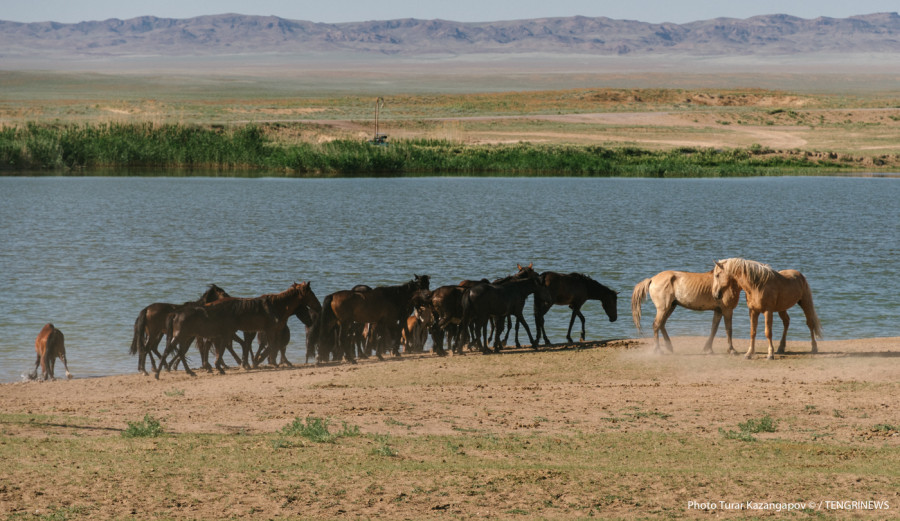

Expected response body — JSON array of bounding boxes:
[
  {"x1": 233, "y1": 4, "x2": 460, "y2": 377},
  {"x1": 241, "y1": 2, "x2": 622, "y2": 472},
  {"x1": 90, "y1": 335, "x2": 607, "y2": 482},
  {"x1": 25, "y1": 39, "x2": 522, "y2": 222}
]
[
  {"x1": 574, "y1": 273, "x2": 616, "y2": 299},
  {"x1": 719, "y1": 258, "x2": 776, "y2": 288}
]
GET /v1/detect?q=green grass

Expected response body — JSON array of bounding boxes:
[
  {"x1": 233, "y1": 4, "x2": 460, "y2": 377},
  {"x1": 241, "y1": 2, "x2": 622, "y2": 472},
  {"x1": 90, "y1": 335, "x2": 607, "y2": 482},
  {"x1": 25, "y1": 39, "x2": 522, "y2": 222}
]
[
  {"x1": 719, "y1": 415, "x2": 779, "y2": 442},
  {"x1": 279, "y1": 416, "x2": 360, "y2": 443},
  {"x1": 0, "y1": 122, "x2": 859, "y2": 176},
  {"x1": 121, "y1": 414, "x2": 165, "y2": 438}
]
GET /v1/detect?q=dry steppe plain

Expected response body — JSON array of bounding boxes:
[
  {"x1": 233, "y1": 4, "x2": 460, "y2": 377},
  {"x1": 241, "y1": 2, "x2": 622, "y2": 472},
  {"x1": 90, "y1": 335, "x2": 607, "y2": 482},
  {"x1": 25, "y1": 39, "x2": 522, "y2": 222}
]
[{"x1": 1, "y1": 55, "x2": 898, "y2": 520}]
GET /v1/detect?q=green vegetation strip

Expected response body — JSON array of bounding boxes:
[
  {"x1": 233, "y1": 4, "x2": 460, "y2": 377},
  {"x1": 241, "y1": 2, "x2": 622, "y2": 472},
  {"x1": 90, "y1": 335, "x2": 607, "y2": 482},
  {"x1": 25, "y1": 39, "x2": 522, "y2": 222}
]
[{"x1": 0, "y1": 122, "x2": 854, "y2": 177}]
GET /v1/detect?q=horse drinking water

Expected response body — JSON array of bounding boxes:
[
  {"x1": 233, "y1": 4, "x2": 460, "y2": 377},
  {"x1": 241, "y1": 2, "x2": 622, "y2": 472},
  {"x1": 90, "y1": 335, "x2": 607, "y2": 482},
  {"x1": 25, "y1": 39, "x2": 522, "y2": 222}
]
[{"x1": 31, "y1": 323, "x2": 71, "y2": 381}]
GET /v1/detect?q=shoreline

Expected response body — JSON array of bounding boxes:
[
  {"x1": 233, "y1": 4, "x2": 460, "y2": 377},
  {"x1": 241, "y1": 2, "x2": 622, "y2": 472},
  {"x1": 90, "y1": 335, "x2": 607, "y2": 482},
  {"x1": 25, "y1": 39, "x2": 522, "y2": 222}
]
[{"x1": 3, "y1": 335, "x2": 898, "y2": 387}]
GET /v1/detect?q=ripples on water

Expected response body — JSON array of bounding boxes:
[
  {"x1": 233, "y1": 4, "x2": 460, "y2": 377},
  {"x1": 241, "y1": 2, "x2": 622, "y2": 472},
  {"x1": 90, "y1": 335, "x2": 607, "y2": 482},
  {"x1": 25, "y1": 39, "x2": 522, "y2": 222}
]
[{"x1": 1, "y1": 176, "x2": 897, "y2": 381}]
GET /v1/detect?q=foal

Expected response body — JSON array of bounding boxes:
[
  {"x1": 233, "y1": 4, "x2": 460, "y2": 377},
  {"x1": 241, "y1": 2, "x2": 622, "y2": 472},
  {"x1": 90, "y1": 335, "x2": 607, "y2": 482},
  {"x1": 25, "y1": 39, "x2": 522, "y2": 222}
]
[{"x1": 31, "y1": 323, "x2": 71, "y2": 381}]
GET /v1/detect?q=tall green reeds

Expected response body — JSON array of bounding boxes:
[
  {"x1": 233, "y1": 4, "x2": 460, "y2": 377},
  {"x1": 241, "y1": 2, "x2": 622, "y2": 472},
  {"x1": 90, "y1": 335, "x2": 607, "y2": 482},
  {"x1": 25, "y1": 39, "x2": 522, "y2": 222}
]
[{"x1": 0, "y1": 122, "x2": 847, "y2": 176}]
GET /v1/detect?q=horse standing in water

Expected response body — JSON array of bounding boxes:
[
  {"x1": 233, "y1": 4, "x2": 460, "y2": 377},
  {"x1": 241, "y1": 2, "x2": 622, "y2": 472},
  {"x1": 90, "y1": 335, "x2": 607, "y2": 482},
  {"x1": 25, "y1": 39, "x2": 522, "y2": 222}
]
[
  {"x1": 712, "y1": 258, "x2": 822, "y2": 360},
  {"x1": 631, "y1": 269, "x2": 741, "y2": 354},
  {"x1": 533, "y1": 272, "x2": 618, "y2": 346},
  {"x1": 31, "y1": 323, "x2": 71, "y2": 381}
]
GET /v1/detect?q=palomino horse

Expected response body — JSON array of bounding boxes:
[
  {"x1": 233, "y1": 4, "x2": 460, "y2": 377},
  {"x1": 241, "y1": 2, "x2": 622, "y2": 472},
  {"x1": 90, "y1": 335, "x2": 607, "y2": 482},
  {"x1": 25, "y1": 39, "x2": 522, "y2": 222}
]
[
  {"x1": 315, "y1": 275, "x2": 430, "y2": 363},
  {"x1": 533, "y1": 272, "x2": 618, "y2": 346},
  {"x1": 130, "y1": 284, "x2": 230, "y2": 375},
  {"x1": 30, "y1": 323, "x2": 71, "y2": 381},
  {"x1": 160, "y1": 282, "x2": 317, "y2": 377},
  {"x1": 631, "y1": 269, "x2": 741, "y2": 354},
  {"x1": 712, "y1": 258, "x2": 822, "y2": 360}
]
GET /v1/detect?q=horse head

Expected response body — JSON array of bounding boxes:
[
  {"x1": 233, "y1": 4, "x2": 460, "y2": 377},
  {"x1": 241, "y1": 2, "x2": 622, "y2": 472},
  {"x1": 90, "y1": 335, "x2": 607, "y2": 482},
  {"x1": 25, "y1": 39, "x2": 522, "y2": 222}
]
[
  {"x1": 601, "y1": 288, "x2": 619, "y2": 323},
  {"x1": 202, "y1": 284, "x2": 231, "y2": 303},
  {"x1": 413, "y1": 274, "x2": 431, "y2": 291},
  {"x1": 712, "y1": 260, "x2": 732, "y2": 300},
  {"x1": 292, "y1": 281, "x2": 322, "y2": 313}
]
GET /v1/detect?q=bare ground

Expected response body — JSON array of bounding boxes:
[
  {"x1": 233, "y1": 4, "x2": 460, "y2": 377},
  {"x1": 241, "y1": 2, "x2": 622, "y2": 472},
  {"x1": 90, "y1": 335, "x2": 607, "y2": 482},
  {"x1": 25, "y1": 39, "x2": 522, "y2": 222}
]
[{"x1": 1, "y1": 337, "x2": 897, "y2": 519}]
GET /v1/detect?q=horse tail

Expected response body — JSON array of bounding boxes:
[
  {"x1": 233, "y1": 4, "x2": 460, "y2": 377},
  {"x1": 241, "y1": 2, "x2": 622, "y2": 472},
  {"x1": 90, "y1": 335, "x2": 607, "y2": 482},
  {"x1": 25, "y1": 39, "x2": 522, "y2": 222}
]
[
  {"x1": 799, "y1": 276, "x2": 823, "y2": 339},
  {"x1": 631, "y1": 278, "x2": 651, "y2": 334},
  {"x1": 130, "y1": 307, "x2": 148, "y2": 356}
]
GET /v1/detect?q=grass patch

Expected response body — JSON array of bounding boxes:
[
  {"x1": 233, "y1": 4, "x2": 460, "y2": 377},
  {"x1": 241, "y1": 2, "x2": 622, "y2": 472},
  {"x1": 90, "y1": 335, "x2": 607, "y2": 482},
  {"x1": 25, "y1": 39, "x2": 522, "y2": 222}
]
[
  {"x1": 720, "y1": 415, "x2": 778, "y2": 442},
  {"x1": 279, "y1": 416, "x2": 360, "y2": 443},
  {"x1": 122, "y1": 414, "x2": 164, "y2": 438}
]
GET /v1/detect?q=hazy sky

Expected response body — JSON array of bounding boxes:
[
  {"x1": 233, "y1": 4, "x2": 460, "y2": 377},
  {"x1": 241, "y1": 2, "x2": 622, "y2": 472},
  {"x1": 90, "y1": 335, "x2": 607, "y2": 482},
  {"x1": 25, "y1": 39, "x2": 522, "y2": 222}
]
[{"x1": 3, "y1": 0, "x2": 898, "y2": 24}]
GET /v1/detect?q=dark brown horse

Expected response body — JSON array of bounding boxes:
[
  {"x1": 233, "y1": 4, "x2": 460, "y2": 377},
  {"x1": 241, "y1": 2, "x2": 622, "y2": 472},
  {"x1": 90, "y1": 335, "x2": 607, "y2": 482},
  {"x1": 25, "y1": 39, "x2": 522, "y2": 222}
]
[
  {"x1": 30, "y1": 323, "x2": 70, "y2": 381},
  {"x1": 428, "y1": 284, "x2": 469, "y2": 356},
  {"x1": 254, "y1": 297, "x2": 321, "y2": 367},
  {"x1": 130, "y1": 284, "x2": 230, "y2": 375},
  {"x1": 314, "y1": 275, "x2": 430, "y2": 363},
  {"x1": 159, "y1": 282, "x2": 318, "y2": 378},
  {"x1": 534, "y1": 272, "x2": 618, "y2": 346},
  {"x1": 461, "y1": 270, "x2": 542, "y2": 353}
]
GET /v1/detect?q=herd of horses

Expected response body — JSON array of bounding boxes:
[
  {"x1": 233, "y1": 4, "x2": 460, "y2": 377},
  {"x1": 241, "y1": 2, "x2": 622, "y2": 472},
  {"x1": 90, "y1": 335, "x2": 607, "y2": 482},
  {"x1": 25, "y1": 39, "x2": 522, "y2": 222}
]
[{"x1": 28, "y1": 257, "x2": 823, "y2": 381}]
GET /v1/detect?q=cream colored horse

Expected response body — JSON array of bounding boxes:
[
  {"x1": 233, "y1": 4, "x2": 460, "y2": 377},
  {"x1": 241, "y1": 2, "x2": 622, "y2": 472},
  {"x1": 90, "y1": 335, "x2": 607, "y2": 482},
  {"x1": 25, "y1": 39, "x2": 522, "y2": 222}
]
[
  {"x1": 712, "y1": 258, "x2": 822, "y2": 360},
  {"x1": 631, "y1": 270, "x2": 741, "y2": 354}
]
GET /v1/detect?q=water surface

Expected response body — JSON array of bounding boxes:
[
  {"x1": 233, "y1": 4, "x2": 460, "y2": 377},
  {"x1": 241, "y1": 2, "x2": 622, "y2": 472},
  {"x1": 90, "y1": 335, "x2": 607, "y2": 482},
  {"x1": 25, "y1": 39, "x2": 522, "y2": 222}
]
[{"x1": 1, "y1": 176, "x2": 897, "y2": 382}]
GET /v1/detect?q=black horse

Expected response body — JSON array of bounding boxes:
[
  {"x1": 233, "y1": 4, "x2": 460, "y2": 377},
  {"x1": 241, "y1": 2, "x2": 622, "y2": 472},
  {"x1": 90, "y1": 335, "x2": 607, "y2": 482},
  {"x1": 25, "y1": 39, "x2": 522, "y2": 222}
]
[
  {"x1": 533, "y1": 272, "x2": 618, "y2": 345},
  {"x1": 461, "y1": 271, "x2": 542, "y2": 353}
]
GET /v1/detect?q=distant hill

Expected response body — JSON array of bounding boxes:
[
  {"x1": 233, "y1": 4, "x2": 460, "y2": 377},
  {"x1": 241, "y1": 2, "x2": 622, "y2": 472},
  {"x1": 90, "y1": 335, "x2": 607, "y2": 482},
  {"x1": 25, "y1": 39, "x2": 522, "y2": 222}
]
[{"x1": 1, "y1": 12, "x2": 899, "y2": 58}]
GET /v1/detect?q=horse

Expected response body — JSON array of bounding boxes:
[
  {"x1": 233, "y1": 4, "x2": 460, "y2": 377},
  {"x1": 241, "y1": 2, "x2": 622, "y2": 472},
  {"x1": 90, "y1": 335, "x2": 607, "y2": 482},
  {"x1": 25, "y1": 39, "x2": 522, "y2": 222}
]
[
  {"x1": 255, "y1": 301, "x2": 320, "y2": 367},
  {"x1": 428, "y1": 284, "x2": 469, "y2": 356},
  {"x1": 533, "y1": 272, "x2": 618, "y2": 346},
  {"x1": 712, "y1": 258, "x2": 822, "y2": 360},
  {"x1": 159, "y1": 282, "x2": 317, "y2": 378},
  {"x1": 129, "y1": 284, "x2": 230, "y2": 375},
  {"x1": 315, "y1": 275, "x2": 430, "y2": 363},
  {"x1": 631, "y1": 269, "x2": 741, "y2": 354},
  {"x1": 401, "y1": 301, "x2": 433, "y2": 353},
  {"x1": 30, "y1": 323, "x2": 71, "y2": 381},
  {"x1": 461, "y1": 270, "x2": 542, "y2": 353}
]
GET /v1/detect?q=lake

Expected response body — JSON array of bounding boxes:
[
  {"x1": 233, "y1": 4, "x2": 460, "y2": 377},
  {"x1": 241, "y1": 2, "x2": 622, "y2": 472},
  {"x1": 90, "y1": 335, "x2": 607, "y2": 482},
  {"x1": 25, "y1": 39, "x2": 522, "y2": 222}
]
[{"x1": 1, "y1": 176, "x2": 897, "y2": 382}]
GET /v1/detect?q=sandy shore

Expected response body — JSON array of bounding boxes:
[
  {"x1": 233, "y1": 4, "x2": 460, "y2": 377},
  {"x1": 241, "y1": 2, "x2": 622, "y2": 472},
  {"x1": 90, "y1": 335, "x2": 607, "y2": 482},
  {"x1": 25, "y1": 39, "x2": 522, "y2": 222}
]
[{"x1": 3, "y1": 336, "x2": 898, "y2": 440}]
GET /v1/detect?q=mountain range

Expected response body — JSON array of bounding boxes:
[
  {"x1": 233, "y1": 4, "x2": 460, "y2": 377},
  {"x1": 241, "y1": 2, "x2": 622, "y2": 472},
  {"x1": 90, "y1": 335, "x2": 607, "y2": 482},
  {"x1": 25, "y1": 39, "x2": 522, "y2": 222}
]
[{"x1": 2, "y1": 12, "x2": 899, "y2": 58}]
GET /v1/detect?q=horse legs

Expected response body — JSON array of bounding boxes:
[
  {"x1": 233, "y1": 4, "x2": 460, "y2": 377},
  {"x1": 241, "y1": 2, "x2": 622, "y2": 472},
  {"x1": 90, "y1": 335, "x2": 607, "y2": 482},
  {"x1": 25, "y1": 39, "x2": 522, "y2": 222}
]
[
  {"x1": 514, "y1": 312, "x2": 536, "y2": 349},
  {"x1": 703, "y1": 309, "x2": 723, "y2": 354},
  {"x1": 776, "y1": 310, "x2": 790, "y2": 354},
  {"x1": 722, "y1": 309, "x2": 736, "y2": 355},
  {"x1": 29, "y1": 352, "x2": 40, "y2": 380},
  {"x1": 57, "y1": 352, "x2": 72, "y2": 380},
  {"x1": 764, "y1": 311, "x2": 776, "y2": 360},
  {"x1": 157, "y1": 336, "x2": 195, "y2": 379},
  {"x1": 744, "y1": 309, "x2": 759, "y2": 359},
  {"x1": 576, "y1": 308, "x2": 586, "y2": 343},
  {"x1": 534, "y1": 304, "x2": 549, "y2": 346},
  {"x1": 653, "y1": 305, "x2": 676, "y2": 354}
]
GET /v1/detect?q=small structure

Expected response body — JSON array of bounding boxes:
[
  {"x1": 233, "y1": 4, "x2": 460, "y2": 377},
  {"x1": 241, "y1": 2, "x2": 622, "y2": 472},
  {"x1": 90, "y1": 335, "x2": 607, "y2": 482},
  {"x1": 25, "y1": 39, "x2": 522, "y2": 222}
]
[{"x1": 369, "y1": 97, "x2": 388, "y2": 145}]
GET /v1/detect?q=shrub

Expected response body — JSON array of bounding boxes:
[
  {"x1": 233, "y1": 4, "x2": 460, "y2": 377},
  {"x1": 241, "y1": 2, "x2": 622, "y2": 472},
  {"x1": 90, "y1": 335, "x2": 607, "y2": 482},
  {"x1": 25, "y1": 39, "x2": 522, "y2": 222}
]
[{"x1": 122, "y1": 414, "x2": 164, "y2": 438}]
